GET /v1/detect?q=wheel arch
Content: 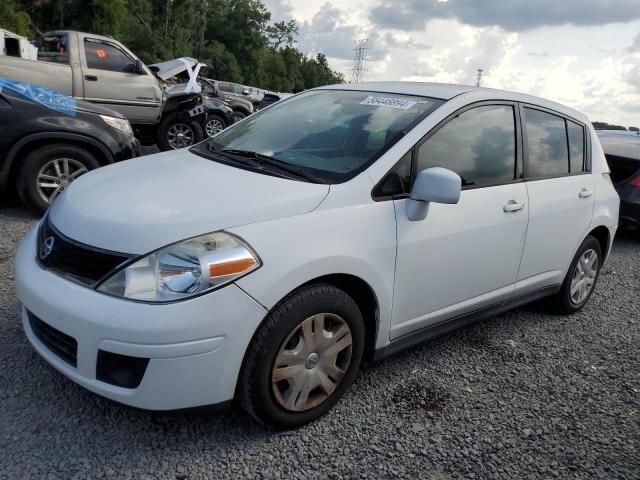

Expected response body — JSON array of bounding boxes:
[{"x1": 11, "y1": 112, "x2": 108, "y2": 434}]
[
  {"x1": 299, "y1": 273, "x2": 380, "y2": 361},
  {"x1": 588, "y1": 225, "x2": 611, "y2": 261},
  {"x1": 232, "y1": 106, "x2": 250, "y2": 116},
  {"x1": 3, "y1": 133, "x2": 113, "y2": 187}
]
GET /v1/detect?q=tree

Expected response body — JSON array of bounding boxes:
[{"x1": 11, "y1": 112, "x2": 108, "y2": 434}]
[
  {"x1": 592, "y1": 121, "x2": 627, "y2": 131},
  {"x1": 3, "y1": 0, "x2": 345, "y2": 91},
  {"x1": 629, "y1": 126, "x2": 639, "y2": 132},
  {"x1": 266, "y1": 19, "x2": 297, "y2": 51},
  {"x1": 1, "y1": 0, "x2": 32, "y2": 36}
]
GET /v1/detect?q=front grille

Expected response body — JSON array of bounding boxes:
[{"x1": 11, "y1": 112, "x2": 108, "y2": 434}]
[
  {"x1": 28, "y1": 311, "x2": 78, "y2": 367},
  {"x1": 37, "y1": 217, "x2": 132, "y2": 286}
]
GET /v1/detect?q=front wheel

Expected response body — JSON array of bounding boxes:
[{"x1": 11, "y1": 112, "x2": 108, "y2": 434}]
[
  {"x1": 551, "y1": 235, "x2": 602, "y2": 314},
  {"x1": 156, "y1": 114, "x2": 203, "y2": 151},
  {"x1": 232, "y1": 110, "x2": 246, "y2": 122},
  {"x1": 204, "y1": 114, "x2": 227, "y2": 137},
  {"x1": 17, "y1": 144, "x2": 100, "y2": 213},
  {"x1": 238, "y1": 284, "x2": 365, "y2": 429}
]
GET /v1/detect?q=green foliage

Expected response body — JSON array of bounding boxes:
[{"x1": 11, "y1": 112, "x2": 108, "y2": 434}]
[
  {"x1": 3, "y1": 0, "x2": 344, "y2": 91},
  {"x1": 592, "y1": 122, "x2": 628, "y2": 131},
  {"x1": 0, "y1": 0, "x2": 31, "y2": 36}
]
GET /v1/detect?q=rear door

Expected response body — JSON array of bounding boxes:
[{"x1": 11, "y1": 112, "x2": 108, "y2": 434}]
[
  {"x1": 516, "y1": 106, "x2": 594, "y2": 291},
  {"x1": 80, "y1": 36, "x2": 161, "y2": 124}
]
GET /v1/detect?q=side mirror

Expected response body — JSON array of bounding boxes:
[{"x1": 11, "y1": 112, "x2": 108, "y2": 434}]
[
  {"x1": 243, "y1": 89, "x2": 250, "y2": 96},
  {"x1": 406, "y1": 167, "x2": 461, "y2": 221}
]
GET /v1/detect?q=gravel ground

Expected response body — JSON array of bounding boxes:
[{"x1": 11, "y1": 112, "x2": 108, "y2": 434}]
[{"x1": 0, "y1": 198, "x2": 638, "y2": 480}]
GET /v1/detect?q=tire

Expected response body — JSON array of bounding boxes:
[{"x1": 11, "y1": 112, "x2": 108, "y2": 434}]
[
  {"x1": 156, "y1": 113, "x2": 203, "y2": 151},
  {"x1": 16, "y1": 144, "x2": 100, "y2": 213},
  {"x1": 204, "y1": 114, "x2": 227, "y2": 137},
  {"x1": 232, "y1": 110, "x2": 246, "y2": 122},
  {"x1": 239, "y1": 284, "x2": 365, "y2": 429},
  {"x1": 550, "y1": 235, "x2": 602, "y2": 314}
]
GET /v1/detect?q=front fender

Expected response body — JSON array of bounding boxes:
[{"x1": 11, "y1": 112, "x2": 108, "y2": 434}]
[{"x1": 231, "y1": 201, "x2": 397, "y2": 349}]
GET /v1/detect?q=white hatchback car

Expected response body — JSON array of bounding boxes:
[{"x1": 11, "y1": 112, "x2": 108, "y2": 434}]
[{"x1": 16, "y1": 82, "x2": 619, "y2": 429}]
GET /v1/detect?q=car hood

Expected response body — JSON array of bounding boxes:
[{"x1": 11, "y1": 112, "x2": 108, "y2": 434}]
[
  {"x1": 150, "y1": 57, "x2": 202, "y2": 81},
  {"x1": 49, "y1": 150, "x2": 330, "y2": 254}
]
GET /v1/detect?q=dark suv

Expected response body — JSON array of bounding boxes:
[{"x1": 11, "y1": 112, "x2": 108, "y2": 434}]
[
  {"x1": 597, "y1": 130, "x2": 640, "y2": 231},
  {"x1": 0, "y1": 77, "x2": 139, "y2": 212}
]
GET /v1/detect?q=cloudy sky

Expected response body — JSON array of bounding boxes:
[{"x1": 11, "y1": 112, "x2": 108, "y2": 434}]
[{"x1": 264, "y1": 0, "x2": 640, "y2": 127}]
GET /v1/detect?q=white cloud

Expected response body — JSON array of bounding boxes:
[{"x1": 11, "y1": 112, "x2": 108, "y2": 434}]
[{"x1": 264, "y1": 0, "x2": 640, "y2": 126}]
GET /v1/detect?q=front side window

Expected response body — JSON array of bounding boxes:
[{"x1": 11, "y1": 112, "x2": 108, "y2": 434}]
[
  {"x1": 567, "y1": 120, "x2": 585, "y2": 172},
  {"x1": 524, "y1": 108, "x2": 569, "y2": 178},
  {"x1": 193, "y1": 90, "x2": 443, "y2": 183},
  {"x1": 84, "y1": 39, "x2": 135, "y2": 72},
  {"x1": 416, "y1": 105, "x2": 516, "y2": 187}
]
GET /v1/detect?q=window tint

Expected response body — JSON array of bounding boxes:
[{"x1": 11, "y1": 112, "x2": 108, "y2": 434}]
[
  {"x1": 567, "y1": 120, "x2": 585, "y2": 172},
  {"x1": 84, "y1": 40, "x2": 134, "y2": 72},
  {"x1": 199, "y1": 90, "x2": 442, "y2": 183},
  {"x1": 416, "y1": 105, "x2": 516, "y2": 187},
  {"x1": 373, "y1": 151, "x2": 412, "y2": 197},
  {"x1": 38, "y1": 34, "x2": 69, "y2": 64},
  {"x1": 524, "y1": 108, "x2": 569, "y2": 177}
]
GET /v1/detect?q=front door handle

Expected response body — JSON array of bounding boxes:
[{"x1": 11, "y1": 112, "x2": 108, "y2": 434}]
[
  {"x1": 84, "y1": 75, "x2": 98, "y2": 81},
  {"x1": 579, "y1": 188, "x2": 593, "y2": 199},
  {"x1": 503, "y1": 200, "x2": 525, "y2": 212}
]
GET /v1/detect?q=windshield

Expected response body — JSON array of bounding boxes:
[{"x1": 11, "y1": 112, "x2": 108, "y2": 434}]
[{"x1": 192, "y1": 89, "x2": 443, "y2": 183}]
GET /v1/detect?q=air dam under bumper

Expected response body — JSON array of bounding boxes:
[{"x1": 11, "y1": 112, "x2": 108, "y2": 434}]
[{"x1": 16, "y1": 225, "x2": 267, "y2": 410}]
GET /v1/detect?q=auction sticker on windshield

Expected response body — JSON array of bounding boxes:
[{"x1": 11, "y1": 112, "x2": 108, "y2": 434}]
[{"x1": 360, "y1": 95, "x2": 417, "y2": 110}]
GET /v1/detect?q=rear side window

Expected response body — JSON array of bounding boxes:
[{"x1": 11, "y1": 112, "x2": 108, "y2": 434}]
[
  {"x1": 524, "y1": 108, "x2": 569, "y2": 178},
  {"x1": 416, "y1": 105, "x2": 516, "y2": 188},
  {"x1": 84, "y1": 39, "x2": 134, "y2": 72},
  {"x1": 37, "y1": 34, "x2": 69, "y2": 64},
  {"x1": 567, "y1": 120, "x2": 585, "y2": 172}
]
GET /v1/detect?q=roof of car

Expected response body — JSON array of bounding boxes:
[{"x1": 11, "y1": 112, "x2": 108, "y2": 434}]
[{"x1": 319, "y1": 81, "x2": 588, "y2": 122}]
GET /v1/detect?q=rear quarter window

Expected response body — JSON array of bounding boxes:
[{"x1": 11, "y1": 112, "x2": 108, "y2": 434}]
[{"x1": 567, "y1": 121, "x2": 585, "y2": 172}]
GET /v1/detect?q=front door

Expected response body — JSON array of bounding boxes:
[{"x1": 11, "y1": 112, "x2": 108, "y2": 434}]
[
  {"x1": 80, "y1": 36, "x2": 162, "y2": 124},
  {"x1": 391, "y1": 103, "x2": 529, "y2": 339}
]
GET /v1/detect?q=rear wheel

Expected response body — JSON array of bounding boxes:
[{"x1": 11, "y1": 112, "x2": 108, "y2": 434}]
[
  {"x1": 551, "y1": 235, "x2": 602, "y2": 314},
  {"x1": 239, "y1": 284, "x2": 365, "y2": 429},
  {"x1": 17, "y1": 144, "x2": 100, "y2": 213}
]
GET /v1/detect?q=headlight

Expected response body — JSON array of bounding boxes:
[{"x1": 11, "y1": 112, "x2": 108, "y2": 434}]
[
  {"x1": 97, "y1": 232, "x2": 260, "y2": 303},
  {"x1": 100, "y1": 114, "x2": 134, "y2": 136}
]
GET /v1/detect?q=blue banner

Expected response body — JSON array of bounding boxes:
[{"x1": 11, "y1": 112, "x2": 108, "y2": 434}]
[{"x1": 0, "y1": 77, "x2": 76, "y2": 117}]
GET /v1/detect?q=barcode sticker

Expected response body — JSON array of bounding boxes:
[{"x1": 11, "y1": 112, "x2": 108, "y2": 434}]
[{"x1": 360, "y1": 95, "x2": 417, "y2": 110}]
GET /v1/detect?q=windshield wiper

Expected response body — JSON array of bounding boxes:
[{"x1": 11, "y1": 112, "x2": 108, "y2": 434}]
[{"x1": 220, "y1": 149, "x2": 324, "y2": 184}]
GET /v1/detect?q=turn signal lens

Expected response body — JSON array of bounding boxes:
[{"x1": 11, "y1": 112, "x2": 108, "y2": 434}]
[
  {"x1": 210, "y1": 257, "x2": 257, "y2": 278},
  {"x1": 97, "y1": 232, "x2": 260, "y2": 303}
]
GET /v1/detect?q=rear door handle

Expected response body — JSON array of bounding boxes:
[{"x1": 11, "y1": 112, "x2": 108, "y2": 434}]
[
  {"x1": 84, "y1": 75, "x2": 98, "y2": 81},
  {"x1": 579, "y1": 188, "x2": 593, "y2": 199},
  {"x1": 503, "y1": 200, "x2": 525, "y2": 212}
]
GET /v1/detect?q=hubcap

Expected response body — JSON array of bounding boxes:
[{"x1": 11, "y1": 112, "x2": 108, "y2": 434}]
[
  {"x1": 167, "y1": 123, "x2": 194, "y2": 149},
  {"x1": 272, "y1": 313, "x2": 353, "y2": 412},
  {"x1": 36, "y1": 157, "x2": 88, "y2": 205},
  {"x1": 570, "y1": 248, "x2": 599, "y2": 304},
  {"x1": 206, "y1": 119, "x2": 224, "y2": 137}
]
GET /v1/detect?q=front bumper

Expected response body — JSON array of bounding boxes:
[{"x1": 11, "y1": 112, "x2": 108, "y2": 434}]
[{"x1": 16, "y1": 225, "x2": 267, "y2": 410}]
